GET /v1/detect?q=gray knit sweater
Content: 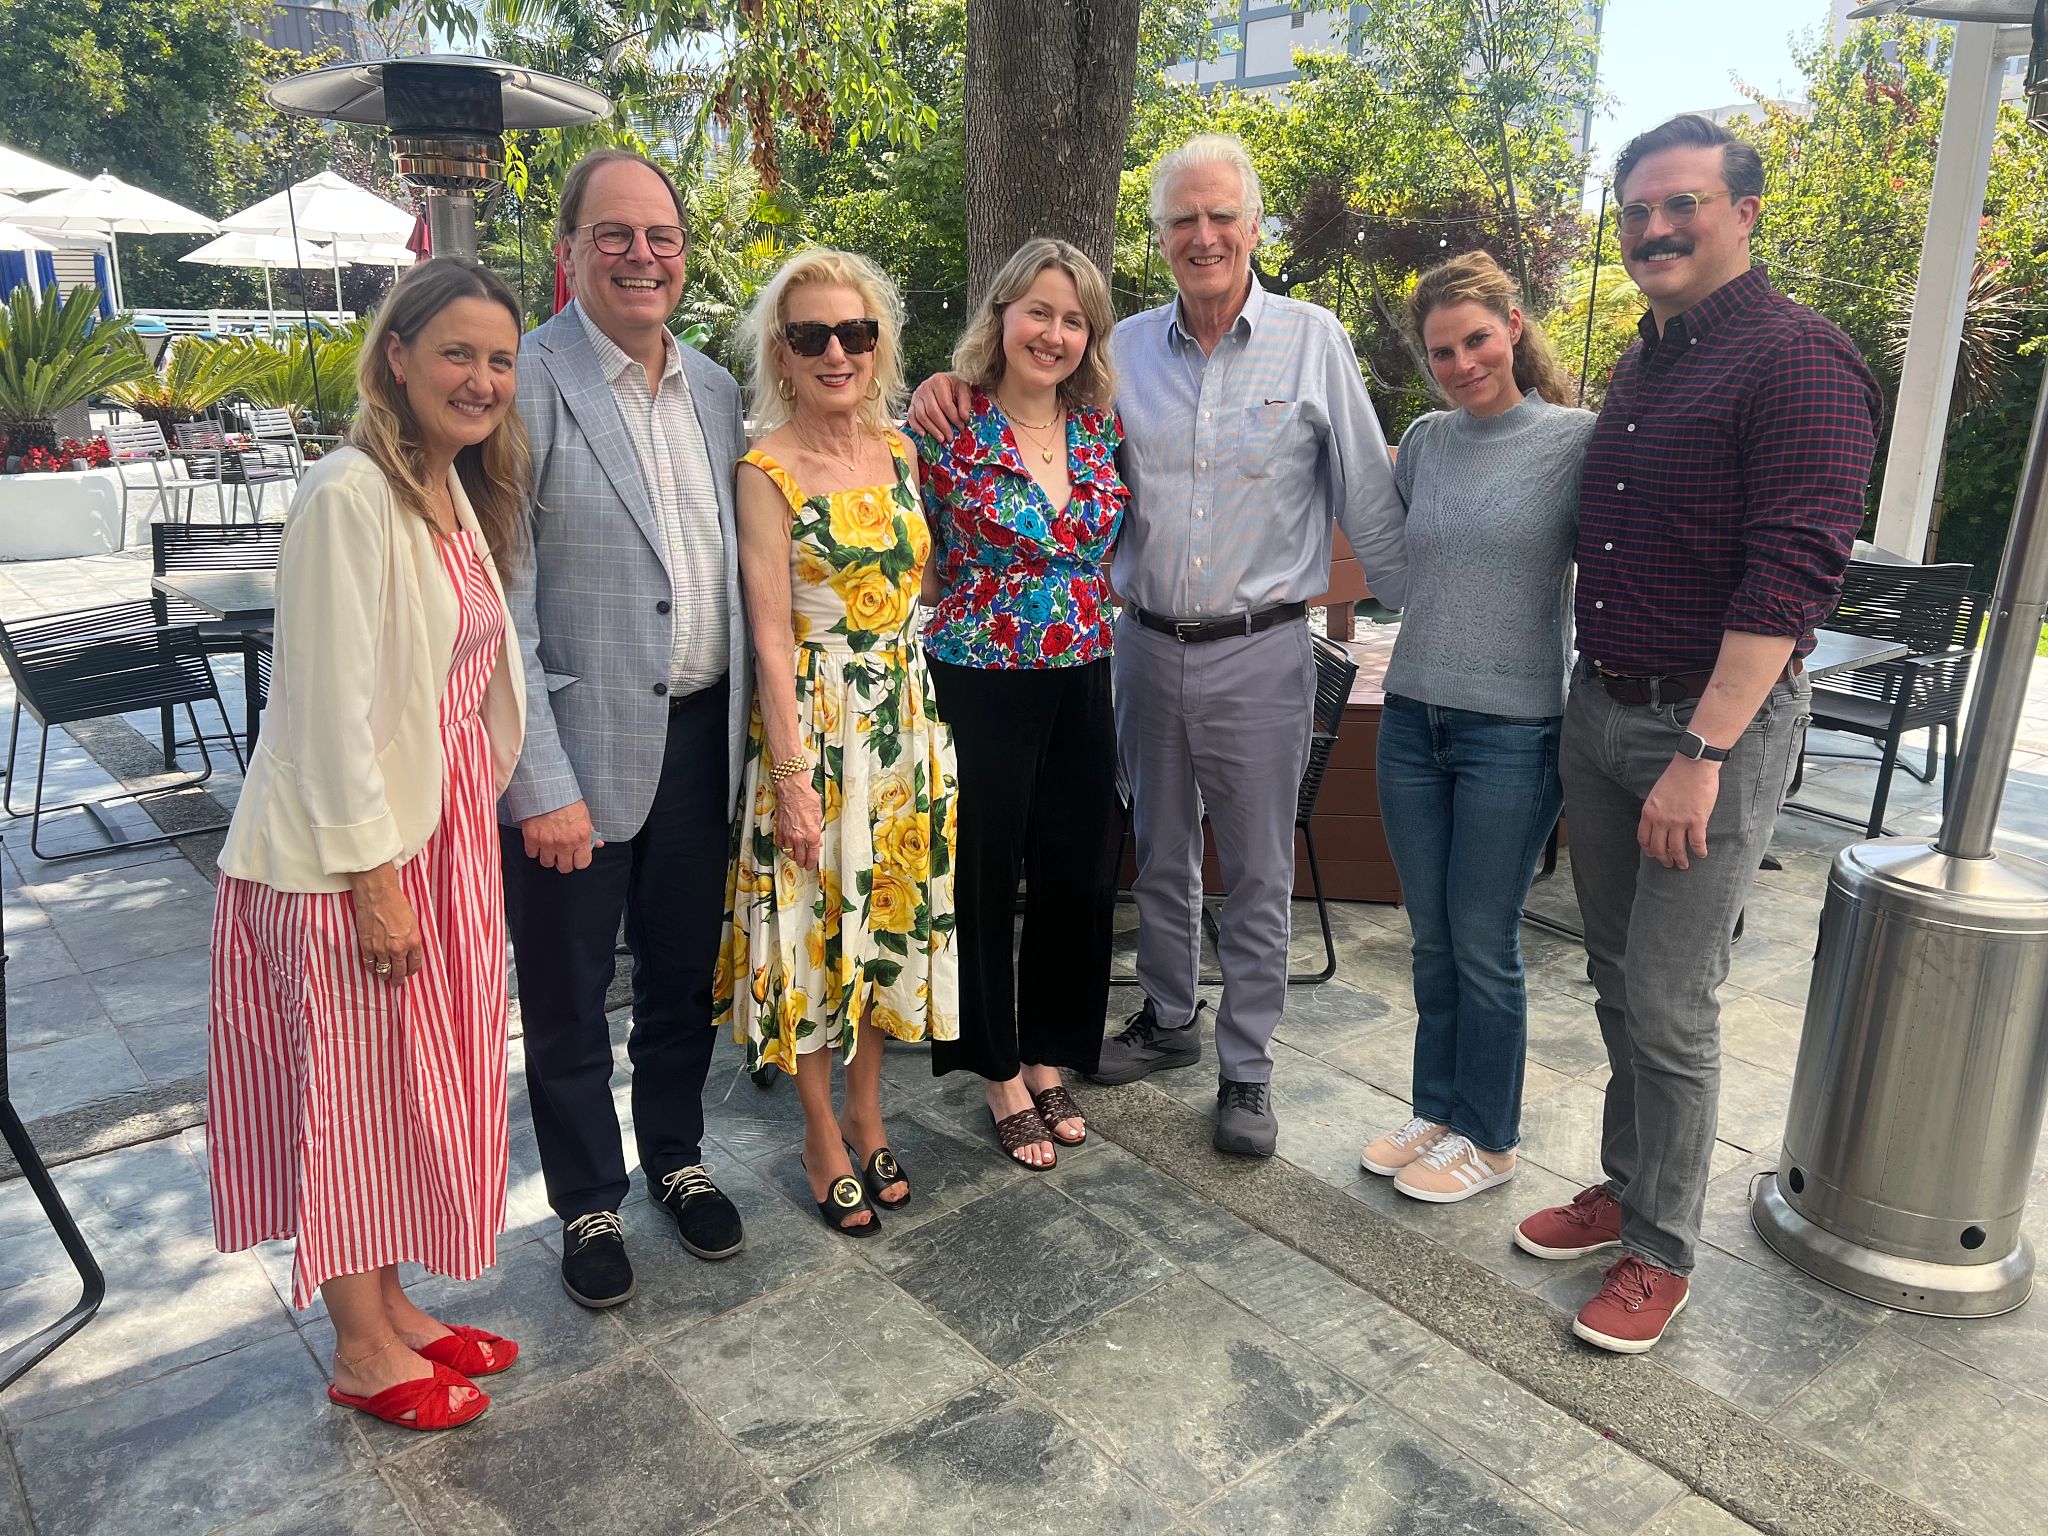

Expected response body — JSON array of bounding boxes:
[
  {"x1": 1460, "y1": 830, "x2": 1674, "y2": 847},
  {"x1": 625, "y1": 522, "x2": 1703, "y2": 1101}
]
[{"x1": 1382, "y1": 394, "x2": 1597, "y2": 719}]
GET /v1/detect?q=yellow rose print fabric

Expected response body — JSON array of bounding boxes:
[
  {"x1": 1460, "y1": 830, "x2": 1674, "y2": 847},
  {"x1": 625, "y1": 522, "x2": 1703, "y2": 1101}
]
[{"x1": 715, "y1": 434, "x2": 959, "y2": 1073}]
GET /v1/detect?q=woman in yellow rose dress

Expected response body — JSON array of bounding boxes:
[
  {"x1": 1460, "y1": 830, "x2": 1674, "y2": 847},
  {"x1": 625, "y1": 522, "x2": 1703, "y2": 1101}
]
[{"x1": 715, "y1": 247, "x2": 958, "y2": 1237}]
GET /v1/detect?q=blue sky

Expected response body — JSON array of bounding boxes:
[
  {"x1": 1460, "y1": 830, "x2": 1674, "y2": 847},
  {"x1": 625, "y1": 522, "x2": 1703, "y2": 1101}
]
[{"x1": 1589, "y1": 0, "x2": 1843, "y2": 175}]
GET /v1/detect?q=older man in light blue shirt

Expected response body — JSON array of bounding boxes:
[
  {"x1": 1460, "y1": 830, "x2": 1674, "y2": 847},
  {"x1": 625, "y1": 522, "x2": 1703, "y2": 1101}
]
[{"x1": 912, "y1": 134, "x2": 1406, "y2": 1156}]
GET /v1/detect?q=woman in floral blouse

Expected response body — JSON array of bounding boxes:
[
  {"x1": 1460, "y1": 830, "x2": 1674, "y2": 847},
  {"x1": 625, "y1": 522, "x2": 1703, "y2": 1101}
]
[
  {"x1": 716, "y1": 247, "x2": 957, "y2": 1237},
  {"x1": 911, "y1": 237, "x2": 1127, "y2": 1171}
]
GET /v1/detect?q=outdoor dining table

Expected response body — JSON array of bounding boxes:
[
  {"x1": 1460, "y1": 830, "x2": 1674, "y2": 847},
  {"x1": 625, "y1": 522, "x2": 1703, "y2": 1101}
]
[{"x1": 150, "y1": 569, "x2": 275, "y2": 753}]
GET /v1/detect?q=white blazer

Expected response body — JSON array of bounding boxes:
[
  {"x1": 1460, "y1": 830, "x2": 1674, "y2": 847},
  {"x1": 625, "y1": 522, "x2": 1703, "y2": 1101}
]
[{"x1": 218, "y1": 446, "x2": 526, "y2": 894}]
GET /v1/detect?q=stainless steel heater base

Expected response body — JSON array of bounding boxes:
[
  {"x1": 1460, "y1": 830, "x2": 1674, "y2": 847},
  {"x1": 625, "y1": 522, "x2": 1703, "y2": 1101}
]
[
  {"x1": 1761, "y1": 839, "x2": 2048, "y2": 1319},
  {"x1": 1751, "y1": 1175, "x2": 2033, "y2": 1317}
]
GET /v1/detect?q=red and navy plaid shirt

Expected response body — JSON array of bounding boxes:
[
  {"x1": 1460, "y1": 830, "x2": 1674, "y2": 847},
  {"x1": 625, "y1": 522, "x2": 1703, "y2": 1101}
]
[{"x1": 1574, "y1": 266, "x2": 1882, "y2": 676}]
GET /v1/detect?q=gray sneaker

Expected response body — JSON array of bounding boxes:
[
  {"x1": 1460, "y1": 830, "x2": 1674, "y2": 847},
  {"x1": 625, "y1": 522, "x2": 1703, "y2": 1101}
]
[
  {"x1": 1214, "y1": 1079, "x2": 1278, "y2": 1158},
  {"x1": 1088, "y1": 998, "x2": 1204, "y2": 1085}
]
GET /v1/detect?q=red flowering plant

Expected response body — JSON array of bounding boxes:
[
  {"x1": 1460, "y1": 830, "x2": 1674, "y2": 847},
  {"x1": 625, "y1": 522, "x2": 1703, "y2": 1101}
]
[
  {"x1": 0, "y1": 434, "x2": 113, "y2": 471},
  {"x1": 60, "y1": 437, "x2": 112, "y2": 467}
]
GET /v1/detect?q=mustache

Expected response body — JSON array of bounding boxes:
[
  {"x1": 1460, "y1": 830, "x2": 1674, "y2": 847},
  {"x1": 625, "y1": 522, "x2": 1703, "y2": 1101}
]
[{"x1": 1632, "y1": 237, "x2": 1694, "y2": 261}]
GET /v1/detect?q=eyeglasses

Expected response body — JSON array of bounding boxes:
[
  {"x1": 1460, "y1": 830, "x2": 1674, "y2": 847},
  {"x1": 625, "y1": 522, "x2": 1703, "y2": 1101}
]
[
  {"x1": 782, "y1": 319, "x2": 881, "y2": 357},
  {"x1": 1615, "y1": 191, "x2": 1732, "y2": 237},
  {"x1": 577, "y1": 221, "x2": 686, "y2": 258}
]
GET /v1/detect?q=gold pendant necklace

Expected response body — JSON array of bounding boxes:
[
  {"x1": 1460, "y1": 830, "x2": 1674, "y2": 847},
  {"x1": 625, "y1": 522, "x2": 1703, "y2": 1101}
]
[
  {"x1": 794, "y1": 421, "x2": 867, "y2": 479},
  {"x1": 998, "y1": 394, "x2": 1063, "y2": 465}
]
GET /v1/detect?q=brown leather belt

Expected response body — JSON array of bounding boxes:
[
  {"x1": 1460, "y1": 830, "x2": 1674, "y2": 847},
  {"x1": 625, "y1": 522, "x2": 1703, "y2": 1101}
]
[
  {"x1": 1132, "y1": 601, "x2": 1307, "y2": 644},
  {"x1": 1587, "y1": 659, "x2": 1802, "y2": 708}
]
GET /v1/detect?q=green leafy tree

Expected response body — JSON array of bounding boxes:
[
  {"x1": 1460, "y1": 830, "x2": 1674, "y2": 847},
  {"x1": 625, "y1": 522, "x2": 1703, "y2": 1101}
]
[
  {"x1": 391, "y1": 0, "x2": 939, "y2": 190},
  {"x1": 1117, "y1": 2, "x2": 1596, "y2": 431},
  {"x1": 1742, "y1": 19, "x2": 1950, "y2": 394}
]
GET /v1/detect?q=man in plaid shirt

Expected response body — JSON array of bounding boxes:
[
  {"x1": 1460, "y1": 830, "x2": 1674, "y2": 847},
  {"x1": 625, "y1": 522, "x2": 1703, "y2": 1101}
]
[{"x1": 1509, "y1": 115, "x2": 1882, "y2": 1352}]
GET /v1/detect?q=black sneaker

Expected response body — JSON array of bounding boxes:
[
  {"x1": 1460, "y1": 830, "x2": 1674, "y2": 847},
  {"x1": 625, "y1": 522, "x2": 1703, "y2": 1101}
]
[
  {"x1": 561, "y1": 1211, "x2": 635, "y2": 1308},
  {"x1": 652, "y1": 1164, "x2": 745, "y2": 1260},
  {"x1": 1087, "y1": 998, "x2": 1205, "y2": 1085},
  {"x1": 1214, "y1": 1078, "x2": 1278, "y2": 1158}
]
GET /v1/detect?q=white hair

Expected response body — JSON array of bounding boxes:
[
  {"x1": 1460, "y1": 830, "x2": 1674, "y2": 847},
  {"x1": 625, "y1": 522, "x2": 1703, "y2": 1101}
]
[{"x1": 1148, "y1": 134, "x2": 1264, "y2": 234}]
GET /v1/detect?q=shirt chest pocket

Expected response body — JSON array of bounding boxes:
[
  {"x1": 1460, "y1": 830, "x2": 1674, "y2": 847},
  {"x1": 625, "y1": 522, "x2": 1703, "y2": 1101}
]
[{"x1": 1238, "y1": 402, "x2": 1307, "y2": 480}]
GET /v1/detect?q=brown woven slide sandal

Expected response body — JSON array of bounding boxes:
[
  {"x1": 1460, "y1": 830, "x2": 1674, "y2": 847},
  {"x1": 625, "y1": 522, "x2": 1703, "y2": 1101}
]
[
  {"x1": 1031, "y1": 1085, "x2": 1087, "y2": 1146},
  {"x1": 989, "y1": 1105, "x2": 1057, "y2": 1171}
]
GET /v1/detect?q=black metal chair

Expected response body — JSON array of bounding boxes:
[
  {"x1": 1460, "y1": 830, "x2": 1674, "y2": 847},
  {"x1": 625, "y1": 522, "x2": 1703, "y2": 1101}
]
[
  {"x1": 1800, "y1": 561, "x2": 1986, "y2": 837},
  {"x1": 0, "y1": 910, "x2": 105, "y2": 1390},
  {"x1": 245, "y1": 630, "x2": 272, "y2": 756},
  {"x1": 150, "y1": 523, "x2": 283, "y2": 766},
  {"x1": 0, "y1": 600, "x2": 243, "y2": 860},
  {"x1": 1114, "y1": 632, "x2": 1360, "y2": 988}
]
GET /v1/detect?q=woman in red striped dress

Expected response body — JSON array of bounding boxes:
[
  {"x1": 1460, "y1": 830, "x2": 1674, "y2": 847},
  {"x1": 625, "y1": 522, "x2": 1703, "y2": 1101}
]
[{"x1": 207, "y1": 258, "x2": 528, "y2": 1431}]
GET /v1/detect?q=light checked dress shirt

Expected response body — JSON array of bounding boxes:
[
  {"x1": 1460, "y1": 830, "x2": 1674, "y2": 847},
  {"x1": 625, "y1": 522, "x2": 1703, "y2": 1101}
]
[
  {"x1": 1109, "y1": 279, "x2": 1409, "y2": 619},
  {"x1": 577, "y1": 305, "x2": 730, "y2": 692}
]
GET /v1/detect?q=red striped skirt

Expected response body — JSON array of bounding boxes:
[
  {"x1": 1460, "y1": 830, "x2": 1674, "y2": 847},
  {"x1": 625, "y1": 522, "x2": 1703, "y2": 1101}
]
[{"x1": 207, "y1": 536, "x2": 509, "y2": 1309}]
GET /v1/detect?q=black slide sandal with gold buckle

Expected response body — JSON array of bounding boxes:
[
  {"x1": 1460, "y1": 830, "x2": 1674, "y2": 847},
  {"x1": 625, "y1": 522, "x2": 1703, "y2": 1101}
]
[
  {"x1": 808, "y1": 1164, "x2": 883, "y2": 1237},
  {"x1": 851, "y1": 1143, "x2": 910, "y2": 1209}
]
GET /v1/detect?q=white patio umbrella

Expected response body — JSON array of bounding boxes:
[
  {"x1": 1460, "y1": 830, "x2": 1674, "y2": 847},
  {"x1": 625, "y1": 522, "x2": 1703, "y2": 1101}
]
[
  {"x1": 4, "y1": 172, "x2": 219, "y2": 310},
  {"x1": 181, "y1": 230, "x2": 339, "y2": 324},
  {"x1": 0, "y1": 144, "x2": 86, "y2": 197},
  {"x1": 222, "y1": 171, "x2": 416, "y2": 304}
]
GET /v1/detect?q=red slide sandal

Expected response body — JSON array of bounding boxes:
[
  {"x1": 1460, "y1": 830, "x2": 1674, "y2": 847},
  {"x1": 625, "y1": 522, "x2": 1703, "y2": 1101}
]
[
  {"x1": 418, "y1": 1325, "x2": 520, "y2": 1377},
  {"x1": 327, "y1": 1361, "x2": 490, "y2": 1431}
]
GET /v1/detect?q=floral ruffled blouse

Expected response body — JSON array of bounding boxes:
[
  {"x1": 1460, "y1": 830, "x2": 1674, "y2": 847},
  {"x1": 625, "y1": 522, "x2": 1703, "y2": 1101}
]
[{"x1": 911, "y1": 389, "x2": 1127, "y2": 669}]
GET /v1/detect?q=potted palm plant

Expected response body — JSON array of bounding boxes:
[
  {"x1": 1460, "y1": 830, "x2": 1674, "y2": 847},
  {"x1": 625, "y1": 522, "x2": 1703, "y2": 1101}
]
[
  {"x1": 0, "y1": 283, "x2": 150, "y2": 460},
  {"x1": 105, "y1": 334, "x2": 286, "y2": 427},
  {"x1": 241, "y1": 319, "x2": 365, "y2": 444},
  {"x1": 0, "y1": 284, "x2": 154, "y2": 557}
]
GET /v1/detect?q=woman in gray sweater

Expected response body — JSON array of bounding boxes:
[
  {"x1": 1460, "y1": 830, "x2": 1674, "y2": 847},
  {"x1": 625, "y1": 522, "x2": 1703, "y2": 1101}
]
[{"x1": 1358, "y1": 251, "x2": 1595, "y2": 1205}]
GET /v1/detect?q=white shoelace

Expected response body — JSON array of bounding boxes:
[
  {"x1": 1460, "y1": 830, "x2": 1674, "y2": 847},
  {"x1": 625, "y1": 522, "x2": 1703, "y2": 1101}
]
[
  {"x1": 660, "y1": 1164, "x2": 717, "y2": 1204},
  {"x1": 564, "y1": 1209, "x2": 624, "y2": 1249},
  {"x1": 1391, "y1": 1116, "x2": 1443, "y2": 1149},
  {"x1": 1418, "y1": 1133, "x2": 1479, "y2": 1170}
]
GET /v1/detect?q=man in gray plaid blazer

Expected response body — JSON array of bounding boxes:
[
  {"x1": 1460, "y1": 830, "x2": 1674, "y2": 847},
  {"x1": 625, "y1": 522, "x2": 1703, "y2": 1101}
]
[{"x1": 499, "y1": 151, "x2": 753, "y2": 1310}]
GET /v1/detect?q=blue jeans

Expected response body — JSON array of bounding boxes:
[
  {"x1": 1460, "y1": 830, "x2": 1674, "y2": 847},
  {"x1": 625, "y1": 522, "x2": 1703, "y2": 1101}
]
[{"x1": 1376, "y1": 693, "x2": 1563, "y2": 1154}]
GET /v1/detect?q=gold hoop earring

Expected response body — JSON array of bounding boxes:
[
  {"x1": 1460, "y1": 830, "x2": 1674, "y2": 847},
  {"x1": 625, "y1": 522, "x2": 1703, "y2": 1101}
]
[
  {"x1": 865, "y1": 381, "x2": 881, "y2": 401},
  {"x1": 777, "y1": 377, "x2": 796, "y2": 402}
]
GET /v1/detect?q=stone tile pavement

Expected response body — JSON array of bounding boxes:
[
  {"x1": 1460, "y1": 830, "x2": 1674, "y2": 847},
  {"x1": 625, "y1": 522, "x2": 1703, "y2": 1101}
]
[{"x1": 0, "y1": 509, "x2": 2044, "y2": 1534}]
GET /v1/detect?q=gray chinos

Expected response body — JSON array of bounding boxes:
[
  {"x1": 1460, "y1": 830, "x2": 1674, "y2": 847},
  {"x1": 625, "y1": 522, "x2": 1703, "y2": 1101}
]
[
  {"x1": 1114, "y1": 612, "x2": 1315, "y2": 1082},
  {"x1": 1561, "y1": 670, "x2": 1810, "y2": 1274}
]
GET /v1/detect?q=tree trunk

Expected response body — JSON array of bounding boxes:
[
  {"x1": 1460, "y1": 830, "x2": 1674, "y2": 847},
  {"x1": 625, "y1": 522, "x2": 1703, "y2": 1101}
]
[{"x1": 963, "y1": 0, "x2": 1142, "y2": 305}]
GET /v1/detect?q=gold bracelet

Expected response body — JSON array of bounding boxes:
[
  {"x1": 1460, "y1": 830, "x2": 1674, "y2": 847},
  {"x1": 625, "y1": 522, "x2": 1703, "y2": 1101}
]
[{"x1": 768, "y1": 753, "x2": 810, "y2": 785}]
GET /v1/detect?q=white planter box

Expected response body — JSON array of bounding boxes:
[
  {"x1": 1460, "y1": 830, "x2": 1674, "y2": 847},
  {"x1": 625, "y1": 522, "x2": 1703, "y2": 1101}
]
[{"x1": 0, "y1": 467, "x2": 126, "y2": 560}]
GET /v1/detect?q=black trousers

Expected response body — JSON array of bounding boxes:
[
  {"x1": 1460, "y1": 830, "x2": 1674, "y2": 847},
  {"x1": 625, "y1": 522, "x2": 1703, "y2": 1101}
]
[
  {"x1": 502, "y1": 682, "x2": 730, "y2": 1221},
  {"x1": 927, "y1": 656, "x2": 1120, "y2": 1080}
]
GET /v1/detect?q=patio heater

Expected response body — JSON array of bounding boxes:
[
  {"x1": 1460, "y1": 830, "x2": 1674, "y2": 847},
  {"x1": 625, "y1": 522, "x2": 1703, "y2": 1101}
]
[
  {"x1": 264, "y1": 55, "x2": 609, "y2": 261},
  {"x1": 1752, "y1": 0, "x2": 2048, "y2": 1316}
]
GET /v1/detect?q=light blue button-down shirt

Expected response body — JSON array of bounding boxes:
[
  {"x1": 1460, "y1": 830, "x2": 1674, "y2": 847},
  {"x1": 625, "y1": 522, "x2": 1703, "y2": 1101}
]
[{"x1": 1109, "y1": 280, "x2": 1409, "y2": 619}]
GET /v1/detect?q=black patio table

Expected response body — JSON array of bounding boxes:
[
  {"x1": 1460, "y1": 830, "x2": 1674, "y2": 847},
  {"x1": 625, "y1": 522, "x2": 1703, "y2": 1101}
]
[
  {"x1": 151, "y1": 571, "x2": 276, "y2": 753},
  {"x1": 0, "y1": 896, "x2": 107, "y2": 1389}
]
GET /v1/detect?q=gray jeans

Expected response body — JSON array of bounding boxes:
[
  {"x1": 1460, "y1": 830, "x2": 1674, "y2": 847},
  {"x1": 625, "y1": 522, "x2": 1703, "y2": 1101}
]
[
  {"x1": 1114, "y1": 613, "x2": 1315, "y2": 1081},
  {"x1": 1560, "y1": 668, "x2": 1810, "y2": 1274}
]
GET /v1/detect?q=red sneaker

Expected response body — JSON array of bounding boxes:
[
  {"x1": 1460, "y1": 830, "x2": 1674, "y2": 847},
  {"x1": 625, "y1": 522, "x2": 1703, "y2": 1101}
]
[
  {"x1": 1572, "y1": 1255, "x2": 1690, "y2": 1354},
  {"x1": 1513, "y1": 1183, "x2": 1623, "y2": 1260}
]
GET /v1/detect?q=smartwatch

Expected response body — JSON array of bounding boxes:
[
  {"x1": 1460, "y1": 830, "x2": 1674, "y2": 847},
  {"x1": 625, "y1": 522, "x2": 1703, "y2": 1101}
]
[{"x1": 1677, "y1": 730, "x2": 1729, "y2": 763}]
